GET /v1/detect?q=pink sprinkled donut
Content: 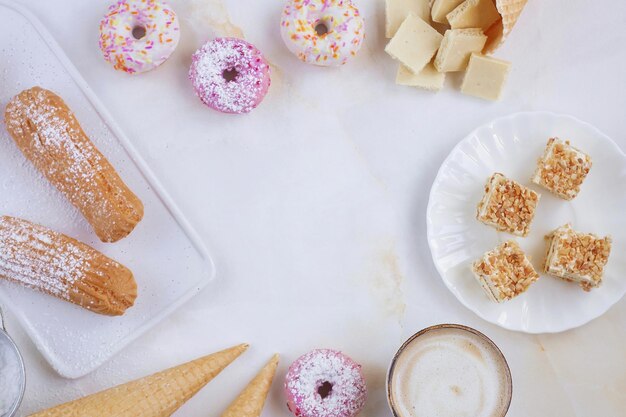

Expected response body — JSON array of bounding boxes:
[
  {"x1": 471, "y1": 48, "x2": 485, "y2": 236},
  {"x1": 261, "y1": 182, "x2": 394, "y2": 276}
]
[
  {"x1": 188, "y1": 38, "x2": 271, "y2": 114},
  {"x1": 285, "y1": 349, "x2": 367, "y2": 417}
]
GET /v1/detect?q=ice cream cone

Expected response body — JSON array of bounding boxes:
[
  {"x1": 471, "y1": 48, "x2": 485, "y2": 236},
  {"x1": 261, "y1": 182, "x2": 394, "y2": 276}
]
[
  {"x1": 484, "y1": 0, "x2": 528, "y2": 53},
  {"x1": 221, "y1": 354, "x2": 279, "y2": 417},
  {"x1": 29, "y1": 344, "x2": 249, "y2": 417}
]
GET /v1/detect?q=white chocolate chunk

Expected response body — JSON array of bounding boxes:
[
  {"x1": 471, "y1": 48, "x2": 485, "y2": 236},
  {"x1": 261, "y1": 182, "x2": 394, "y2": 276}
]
[
  {"x1": 385, "y1": 14, "x2": 443, "y2": 74},
  {"x1": 434, "y1": 28, "x2": 487, "y2": 72},
  {"x1": 396, "y1": 63, "x2": 446, "y2": 91},
  {"x1": 447, "y1": 0, "x2": 501, "y2": 30},
  {"x1": 386, "y1": 0, "x2": 431, "y2": 38},
  {"x1": 461, "y1": 53, "x2": 511, "y2": 100},
  {"x1": 431, "y1": 0, "x2": 464, "y2": 24}
]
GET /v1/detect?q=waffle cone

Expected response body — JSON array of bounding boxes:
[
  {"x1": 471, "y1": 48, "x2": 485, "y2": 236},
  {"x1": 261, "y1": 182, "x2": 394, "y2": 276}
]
[
  {"x1": 221, "y1": 354, "x2": 279, "y2": 417},
  {"x1": 29, "y1": 344, "x2": 249, "y2": 417},
  {"x1": 484, "y1": 0, "x2": 528, "y2": 53}
]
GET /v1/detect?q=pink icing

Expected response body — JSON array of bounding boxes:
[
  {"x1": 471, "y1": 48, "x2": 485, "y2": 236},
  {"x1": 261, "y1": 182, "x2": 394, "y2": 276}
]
[
  {"x1": 188, "y1": 38, "x2": 271, "y2": 114},
  {"x1": 285, "y1": 349, "x2": 367, "y2": 417}
]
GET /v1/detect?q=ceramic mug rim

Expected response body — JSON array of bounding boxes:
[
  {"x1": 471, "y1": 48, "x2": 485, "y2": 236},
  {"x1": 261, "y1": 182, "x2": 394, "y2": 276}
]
[
  {"x1": 0, "y1": 317, "x2": 26, "y2": 417},
  {"x1": 386, "y1": 323, "x2": 513, "y2": 417}
]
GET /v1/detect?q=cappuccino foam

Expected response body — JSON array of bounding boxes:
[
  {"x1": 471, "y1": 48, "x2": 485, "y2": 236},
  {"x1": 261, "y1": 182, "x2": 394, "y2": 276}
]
[{"x1": 390, "y1": 327, "x2": 510, "y2": 417}]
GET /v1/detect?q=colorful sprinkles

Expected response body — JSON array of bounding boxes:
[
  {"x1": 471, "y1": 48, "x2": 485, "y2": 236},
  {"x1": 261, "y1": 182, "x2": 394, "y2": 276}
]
[
  {"x1": 280, "y1": 0, "x2": 365, "y2": 66},
  {"x1": 99, "y1": 0, "x2": 180, "y2": 74}
]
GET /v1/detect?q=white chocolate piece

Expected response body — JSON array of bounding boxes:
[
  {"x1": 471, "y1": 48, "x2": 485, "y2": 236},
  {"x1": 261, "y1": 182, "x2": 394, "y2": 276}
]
[
  {"x1": 461, "y1": 53, "x2": 511, "y2": 101},
  {"x1": 435, "y1": 28, "x2": 487, "y2": 72},
  {"x1": 447, "y1": 0, "x2": 501, "y2": 30},
  {"x1": 396, "y1": 63, "x2": 446, "y2": 91},
  {"x1": 385, "y1": 14, "x2": 443, "y2": 74},
  {"x1": 431, "y1": 0, "x2": 464, "y2": 23},
  {"x1": 386, "y1": 0, "x2": 431, "y2": 38}
]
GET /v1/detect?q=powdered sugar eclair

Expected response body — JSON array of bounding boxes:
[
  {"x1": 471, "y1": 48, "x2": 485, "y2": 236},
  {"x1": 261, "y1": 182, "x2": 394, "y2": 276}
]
[
  {"x1": 0, "y1": 216, "x2": 137, "y2": 316},
  {"x1": 4, "y1": 87, "x2": 144, "y2": 243}
]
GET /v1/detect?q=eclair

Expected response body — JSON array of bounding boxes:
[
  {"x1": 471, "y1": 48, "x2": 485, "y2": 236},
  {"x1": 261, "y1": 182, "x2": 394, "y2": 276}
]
[
  {"x1": 4, "y1": 87, "x2": 144, "y2": 243},
  {"x1": 0, "y1": 216, "x2": 137, "y2": 316}
]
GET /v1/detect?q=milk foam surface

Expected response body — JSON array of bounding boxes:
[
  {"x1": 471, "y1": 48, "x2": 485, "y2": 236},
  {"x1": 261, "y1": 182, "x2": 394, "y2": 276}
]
[{"x1": 390, "y1": 328, "x2": 510, "y2": 417}]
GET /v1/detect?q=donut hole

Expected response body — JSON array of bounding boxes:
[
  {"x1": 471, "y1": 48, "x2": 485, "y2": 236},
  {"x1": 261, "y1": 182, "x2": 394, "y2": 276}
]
[
  {"x1": 314, "y1": 22, "x2": 329, "y2": 36},
  {"x1": 222, "y1": 68, "x2": 239, "y2": 82},
  {"x1": 132, "y1": 25, "x2": 147, "y2": 40},
  {"x1": 317, "y1": 381, "x2": 333, "y2": 399}
]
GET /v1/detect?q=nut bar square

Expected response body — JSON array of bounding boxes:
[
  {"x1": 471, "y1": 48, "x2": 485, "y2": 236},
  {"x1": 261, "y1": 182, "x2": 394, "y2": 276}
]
[
  {"x1": 544, "y1": 224, "x2": 612, "y2": 291},
  {"x1": 472, "y1": 240, "x2": 540, "y2": 303},
  {"x1": 532, "y1": 138, "x2": 592, "y2": 200},
  {"x1": 476, "y1": 173, "x2": 540, "y2": 237}
]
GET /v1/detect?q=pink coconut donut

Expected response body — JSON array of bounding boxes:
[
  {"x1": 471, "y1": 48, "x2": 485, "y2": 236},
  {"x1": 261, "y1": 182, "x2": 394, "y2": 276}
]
[
  {"x1": 189, "y1": 37, "x2": 271, "y2": 114},
  {"x1": 285, "y1": 349, "x2": 367, "y2": 417}
]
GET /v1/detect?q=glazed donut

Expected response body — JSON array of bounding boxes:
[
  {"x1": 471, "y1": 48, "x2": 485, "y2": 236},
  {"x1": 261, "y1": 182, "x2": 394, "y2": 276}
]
[
  {"x1": 189, "y1": 38, "x2": 271, "y2": 114},
  {"x1": 99, "y1": 0, "x2": 180, "y2": 74},
  {"x1": 285, "y1": 349, "x2": 367, "y2": 417},
  {"x1": 280, "y1": 0, "x2": 365, "y2": 66}
]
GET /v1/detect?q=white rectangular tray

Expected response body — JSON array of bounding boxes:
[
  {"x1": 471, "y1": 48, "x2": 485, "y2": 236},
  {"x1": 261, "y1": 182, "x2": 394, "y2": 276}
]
[{"x1": 0, "y1": 0, "x2": 216, "y2": 378}]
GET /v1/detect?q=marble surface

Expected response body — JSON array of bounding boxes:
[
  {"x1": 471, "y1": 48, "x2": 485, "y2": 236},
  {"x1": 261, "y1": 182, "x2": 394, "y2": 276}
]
[{"x1": 2, "y1": 0, "x2": 625, "y2": 415}]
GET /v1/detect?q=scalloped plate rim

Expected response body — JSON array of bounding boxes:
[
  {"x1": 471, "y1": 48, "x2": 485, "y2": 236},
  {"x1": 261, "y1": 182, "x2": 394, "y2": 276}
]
[{"x1": 426, "y1": 111, "x2": 626, "y2": 334}]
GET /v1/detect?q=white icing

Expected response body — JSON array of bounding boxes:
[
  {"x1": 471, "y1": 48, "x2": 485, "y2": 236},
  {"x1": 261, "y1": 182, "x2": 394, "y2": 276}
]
[
  {"x1": 280, "y1": 0, "x2": 365, "y2": 66},
  {"x1": 99, "y1": 0, "x2": 180, "y2": 74}
]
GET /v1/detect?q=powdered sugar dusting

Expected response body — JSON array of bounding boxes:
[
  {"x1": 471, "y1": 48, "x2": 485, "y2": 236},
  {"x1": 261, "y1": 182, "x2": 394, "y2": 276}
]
[
  {"x1": 0, "y1": 216, "x2": 87, "y2": 300},
  {"x1": 189, "y1": 37, "x2": 270, "y2": 114},
  {"x1": 0, "y1": 216, "x2": 136, "y2": 316},
  {"x1": 285, "y1": 349, "x2": 367, "y2": 417},
  {"x1": 4, "y1": 87, "x2": 144, "y2": 242},
  {"x1": 6, "y1": 89, "x2": 100, "y2": 205}
]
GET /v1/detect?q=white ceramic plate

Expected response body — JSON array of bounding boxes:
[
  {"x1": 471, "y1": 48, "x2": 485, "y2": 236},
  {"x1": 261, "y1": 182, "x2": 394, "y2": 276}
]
[
  {"x1": 0, "y1": 0, "x2": 215, "y2": 377},
  {"x1": 427, "y1": 112, "x2": 626, "y2": 334}
]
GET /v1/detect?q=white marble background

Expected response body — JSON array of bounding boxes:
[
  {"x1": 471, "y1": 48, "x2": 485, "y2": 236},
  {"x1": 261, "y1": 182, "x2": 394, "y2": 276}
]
[{"x1": 3, "y1": 0, "x2": 626, "y2": 415}]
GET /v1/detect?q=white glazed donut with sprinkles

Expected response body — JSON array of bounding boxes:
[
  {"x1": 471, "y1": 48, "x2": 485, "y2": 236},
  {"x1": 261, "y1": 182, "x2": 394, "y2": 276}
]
[
  {"x1": 280, "y1": 0, "x2": 365, "y2": 66},
  {"x1": 285, "y1": 349, "x2": 367, "y2": 417},
  {"x1": 99, "y1": 0, "x2": 180, "y2": 74}
]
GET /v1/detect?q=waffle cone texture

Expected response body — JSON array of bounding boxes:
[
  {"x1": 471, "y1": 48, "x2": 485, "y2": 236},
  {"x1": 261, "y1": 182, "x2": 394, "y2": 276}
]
[
  {"x1": 485, "y1": 0, "x2": 529, "y2": 52},
  {"x1": 221, "y1": 354, "x2": 279, "y2": 417},
  {"x1": 29, "y1": 344, "x2": 249, "y2": 417}
]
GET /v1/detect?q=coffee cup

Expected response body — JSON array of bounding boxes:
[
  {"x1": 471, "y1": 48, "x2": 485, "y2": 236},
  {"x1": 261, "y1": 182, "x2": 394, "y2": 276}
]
[{"x1": 387, "y1": 324, "x2": 512, "y2": 417}]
